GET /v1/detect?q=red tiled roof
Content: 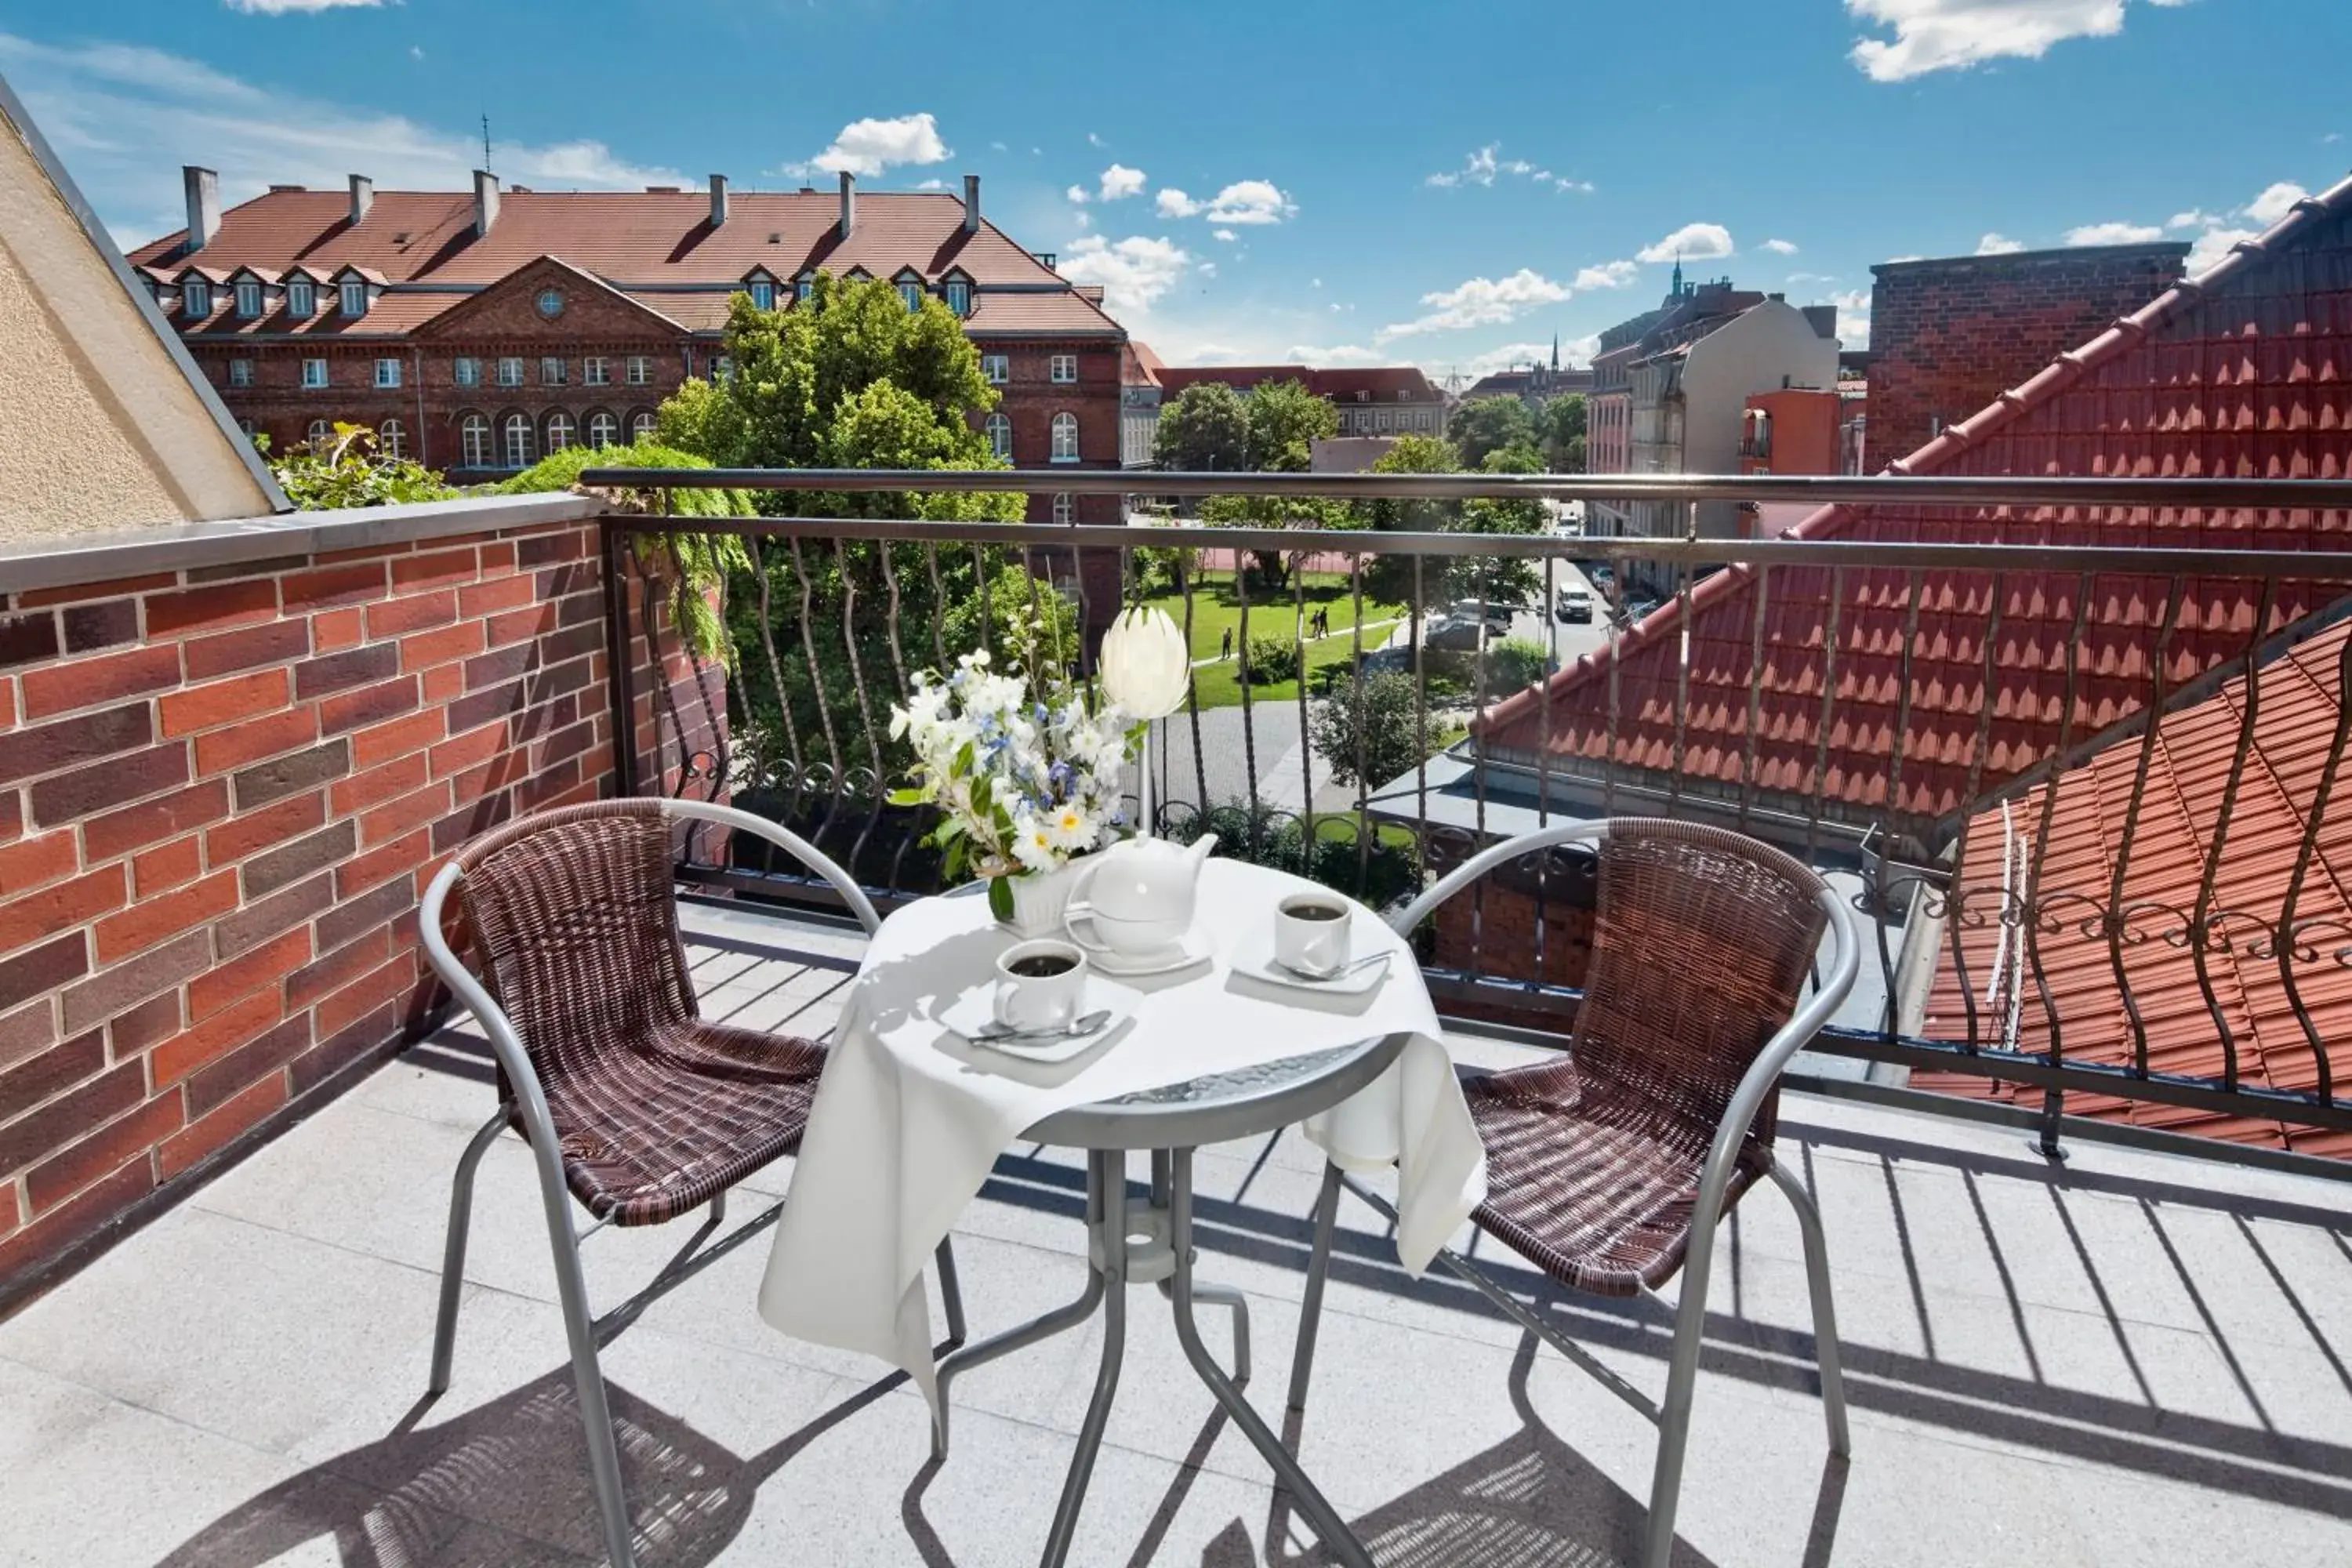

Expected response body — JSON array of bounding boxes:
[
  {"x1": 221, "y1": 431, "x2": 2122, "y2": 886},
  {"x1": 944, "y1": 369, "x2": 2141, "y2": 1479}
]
[
  {"x1": 1475, "y1": 172, "x2": 2352, "y2": 822},
  {"x1": 1155, "y1": 363, "x2": 1445, "y2": 403},
  {"x1": 1917, "y1": 617, "x2": 2352, "y2": 1157},
  {"x1": 128, "y1": 187, "x2": 1122, "y2": 340}
]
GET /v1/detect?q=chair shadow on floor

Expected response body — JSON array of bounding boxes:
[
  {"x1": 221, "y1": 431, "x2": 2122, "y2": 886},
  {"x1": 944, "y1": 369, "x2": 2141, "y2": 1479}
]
[{"x1": 156, "y1": 1370, "x2": 903, "y2": 1568}]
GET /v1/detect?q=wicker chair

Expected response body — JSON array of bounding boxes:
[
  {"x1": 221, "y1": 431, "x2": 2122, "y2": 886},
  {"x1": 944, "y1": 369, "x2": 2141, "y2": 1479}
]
[
  {"x1": 1286, "y1": 818, "x2": 1858, "y2": 1568},
  {"x1": 418, "y1": 798, "x2": 966, "y2": 1568}
]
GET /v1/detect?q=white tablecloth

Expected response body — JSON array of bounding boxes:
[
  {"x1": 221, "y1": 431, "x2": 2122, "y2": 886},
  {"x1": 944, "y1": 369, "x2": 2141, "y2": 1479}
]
[{"x1": 756, "y1": 858, "x2": 1486, "y2": 1407}]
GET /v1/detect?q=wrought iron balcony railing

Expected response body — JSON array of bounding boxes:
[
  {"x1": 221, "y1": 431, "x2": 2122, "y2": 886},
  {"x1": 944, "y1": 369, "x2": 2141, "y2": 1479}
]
[{"x1": 580, "y1": 466, "x2": 2352, "y2": 1167}]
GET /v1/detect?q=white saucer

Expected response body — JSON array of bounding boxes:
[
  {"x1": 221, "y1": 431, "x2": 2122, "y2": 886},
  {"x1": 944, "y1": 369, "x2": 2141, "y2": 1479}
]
[
  {"x1": 938, "y1": 987, "x2": 1134, "y2": 1064},
  {"x1": 1230, "y1": 926, "x2": 1392, "y2": 996},
  {"x1": 1062, "y1": 908, "x2": 1214, "y2": 976}
]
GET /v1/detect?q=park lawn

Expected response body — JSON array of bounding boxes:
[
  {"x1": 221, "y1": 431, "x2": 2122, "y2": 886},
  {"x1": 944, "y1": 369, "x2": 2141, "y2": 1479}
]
[
  {"x1": 1187, "y1": 626, "x2": 1374, "y2": 711},
  {"x1": 1145, "y1": 571, "x2": 1405, "y2": 662}
]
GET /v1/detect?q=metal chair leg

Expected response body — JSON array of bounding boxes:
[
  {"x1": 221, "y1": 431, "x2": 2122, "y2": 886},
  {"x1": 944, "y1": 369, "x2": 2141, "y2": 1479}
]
[
  {"x1": 1643, "y1": 1274, "x2": 1709, "y2": 1568},
  {"x1": 1769, "y1": 1160, "x2": 1851, "y2": 1455},
  {"x1": 937, "y1": 1237, "x2": 968, "y2": 1350},
  {"x1": 547, "y1": 1206, "x2": 637, "y2": 1568},
  {"x1": 427, "y1": 1108, "x2": 507, "y2": 1398},
  {"x1": 1287, "y1": 1160, "x2": 1344, "y2": 1415}
]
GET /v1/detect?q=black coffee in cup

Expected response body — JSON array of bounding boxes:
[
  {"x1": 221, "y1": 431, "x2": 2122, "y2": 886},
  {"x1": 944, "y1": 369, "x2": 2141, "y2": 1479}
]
[
  {"x1": 1286, "y1": 902, "x2": 1345, "y2": 921},
  {"x1": 1008, "y1": 954, "x2": 1079, "y2": 978}
]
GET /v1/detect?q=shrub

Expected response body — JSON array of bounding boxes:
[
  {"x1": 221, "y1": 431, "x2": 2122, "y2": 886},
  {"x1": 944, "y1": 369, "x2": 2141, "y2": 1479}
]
[
  {"x1": 1163, "y1": 800, "x2": 1424, "y2": 911},
  {"x1": 1242, "y1": 633, "x2": 1302, "y2": 685},
  {"x1": 1481, "y1": 636, "x2": 1556, "y2": 695},
  {"x1": 1308, "y1": 670, "x2": 1448, "y2": 789}
]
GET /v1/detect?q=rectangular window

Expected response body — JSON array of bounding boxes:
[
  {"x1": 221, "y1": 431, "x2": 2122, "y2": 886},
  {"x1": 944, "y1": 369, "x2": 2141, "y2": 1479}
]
[
  {"x1": 183, "y1": 281, "x2": 211, "y2": 317},
  {"x1": 286, "y1": 279, "x2": 314, "y2": 316},
  {"x1": 339, "y1": 280, "x2": 368, "y2": 316},
  {"x1": 453, "y1": 356, "x2": 481, "y2": 387},
  {"x1": 539, "y1": 356, "x2": 568, "y2": 386},
  {"x1": 375, "y1": 357, "x2": 402, "y2": 389},
  {"x1": 301, "y1": 358, "x2": 328, "y2": 390},
  {"x1": 234, "y1": 280, "x2": 262, "y2": 318},
  {"x1": 945, "y1": 280, "x2": 971, "y2": 316},
  {"x1": 1376, "y1": 411, "x2": 1391, "y2": 431},
  {"x1": 982, "y1": 354, "x2": 1010, "y2": 385},
  {"x1": 749, "y1": 280, "x2": 775, "y2": 310},
  {"x1": 583, "y1": 356, "x2": 609, "y2": 387},
  {"x1": 898, "y1": 281, "x2": 924, "y2": 311},
  {"x1": 497, "y1": 357, "x2": 524, "y2": 387},
  {"x1": 713, "y1": 355, "x2": 734, "y2": 383},
  {"x1": 227, "y1": 358, "x2": 252, "y2": 389},
  {"x1": 1050, "y1": 354, "x2": 1077, "y2": 384},
  {"x1": 625, "y1": 355, "x2": 652, "y2": 385}
]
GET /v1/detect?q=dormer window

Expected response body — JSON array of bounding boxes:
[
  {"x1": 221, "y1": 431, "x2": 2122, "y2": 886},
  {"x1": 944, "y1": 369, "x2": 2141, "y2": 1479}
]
[
  {"x1": 286, "y1": 278, "x2": 314, "y2": 316},
  {"x1": 746, "y1": 274, "x2": 775, "y2": 310},
  {"x1": 898, "y1": 277, "x2": 924, "y2": 312},
  {"x1": 944, "y1": 278, "x2": 971, "y2": 316},
  {"x1": 234, "y1": 280, "x2": 262, "y2": 319},
  {"x1": 183, "y1": 280, "x2": 211, "y2": 318},
  {"x1": 795, "y1": 271, "x2": 815, "y2": 303},
  {"x1": 339, "y1": 279, "x2": 368, "y2": 317}
]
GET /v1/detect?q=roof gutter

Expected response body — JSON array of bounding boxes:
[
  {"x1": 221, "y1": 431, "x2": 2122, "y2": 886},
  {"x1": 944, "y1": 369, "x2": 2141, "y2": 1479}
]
[{"x1": 0, "y1": 67, "x2": 290, "y2": 514}]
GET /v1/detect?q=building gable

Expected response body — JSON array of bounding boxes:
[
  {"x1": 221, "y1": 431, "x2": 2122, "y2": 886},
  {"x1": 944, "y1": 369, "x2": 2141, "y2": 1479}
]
[{"x1": 408, "y1": 256, "x2": 688, "y2": 343}]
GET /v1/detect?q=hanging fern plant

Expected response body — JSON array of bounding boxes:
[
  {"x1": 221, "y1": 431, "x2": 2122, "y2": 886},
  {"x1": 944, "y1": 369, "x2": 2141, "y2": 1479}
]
[{"x1": 492, "y1": 440, "x2": 752, "y2": 665}]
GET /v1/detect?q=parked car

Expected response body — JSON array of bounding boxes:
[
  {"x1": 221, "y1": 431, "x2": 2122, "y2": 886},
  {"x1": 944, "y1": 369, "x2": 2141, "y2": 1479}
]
[
  {"x1": 1450, "y1": 598, "x2": 1522, "y2": 634},
  {"x1": 1556, "y1": 586, "x2": 1595, "y2": 623},
  {"x1": 1424, "y1": 615, "x2": 1485, "y2": 652}
]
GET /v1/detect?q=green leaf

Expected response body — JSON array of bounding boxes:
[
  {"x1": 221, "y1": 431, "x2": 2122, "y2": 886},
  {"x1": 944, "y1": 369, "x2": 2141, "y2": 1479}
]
[{"x1": 987, "y1": 873, "x2": 1014, "y2": 922}]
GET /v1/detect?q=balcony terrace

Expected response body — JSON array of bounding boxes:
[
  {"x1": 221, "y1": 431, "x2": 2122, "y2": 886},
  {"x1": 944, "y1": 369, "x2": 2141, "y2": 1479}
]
[{"x1": 3, "y1": 468, "x2": 2350, "y2": 1567}]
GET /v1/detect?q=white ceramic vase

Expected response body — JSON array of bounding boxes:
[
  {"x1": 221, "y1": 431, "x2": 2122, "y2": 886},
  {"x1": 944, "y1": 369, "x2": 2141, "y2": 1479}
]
[{"x1": 995, "y1": 858, "x2": 1084, "y2": 939}]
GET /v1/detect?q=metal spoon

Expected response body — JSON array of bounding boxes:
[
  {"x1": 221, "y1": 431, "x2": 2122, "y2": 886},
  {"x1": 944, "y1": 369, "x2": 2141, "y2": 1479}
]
[
  {"x1": 1271, "y1": 952, "x2": 1391, "y2": 984},
  {"x1": 975, "y1": 1009, "x2": 1115, "y2": 1044}
]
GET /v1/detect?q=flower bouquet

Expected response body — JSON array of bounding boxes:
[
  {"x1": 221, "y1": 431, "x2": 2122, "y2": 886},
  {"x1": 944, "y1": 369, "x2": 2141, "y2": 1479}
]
[{"x1": 888, "y1": 606, "x2": 1191, "y2": 933}]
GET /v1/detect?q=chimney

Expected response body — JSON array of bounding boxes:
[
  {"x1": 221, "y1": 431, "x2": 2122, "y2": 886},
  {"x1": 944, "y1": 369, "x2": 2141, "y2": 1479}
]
[
  {"x1": 837, "y1": 169, "x2": 855, "y2": 241},
  {"x1": 183, "y1": 165, "x2": 220, "y2": 253},
  {"x1": 962, "y1": 174, "x2": 981, "y2": 233},
  {"x1": 348, "y1": 174, "x2": 373, "y2": 226},
  {"x1": 709, "y1": 173, "x2": 729, "y2": 227},
  {"x1": 473, "y1": 169, "x2": 500, "y2": 238}
]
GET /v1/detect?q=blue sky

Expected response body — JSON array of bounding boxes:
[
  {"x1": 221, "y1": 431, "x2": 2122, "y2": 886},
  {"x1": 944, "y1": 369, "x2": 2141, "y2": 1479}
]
[{"x1": 2, "y1": 0, "x2": 2343, "y2": 381}]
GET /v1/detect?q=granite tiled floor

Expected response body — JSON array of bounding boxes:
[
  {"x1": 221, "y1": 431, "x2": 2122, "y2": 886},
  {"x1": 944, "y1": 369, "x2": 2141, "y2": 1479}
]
[{"x1": 2, "y1": 904, "x2": 2347, "y2": 1567}]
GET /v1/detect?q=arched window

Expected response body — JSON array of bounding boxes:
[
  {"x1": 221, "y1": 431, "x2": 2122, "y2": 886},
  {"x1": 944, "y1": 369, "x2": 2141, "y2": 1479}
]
[
  {"x1": 630, "y1": 409, "x2": 658, "y2": 443},
  {"x1": 1051, "y1": 492, "x2": 1074, "y2": 525},
  {"x1": 546, "y1": 411, "x2": 577, "y2": 452},
  {"x1": 459, "y1": 414, "x2": 491, "y2": 467},
  {"x1": 587, "y1": 411, "x2": 619, "y2": 449},
  {"x1": 503, "y1": 412, "x2": 535, "y2": 468},
  {"x1": 306, "y1": 419, "x2": 332, "y2": 446},
  {"x1": 1050, "y1": 412, "x2": 1080, "y2": 463},
  {"x1": 379, "y1": 419, "x2": 405, "y2": 459},
  {"x1": 985, "y1": 412, "x2": 1012, "y2": 461}
]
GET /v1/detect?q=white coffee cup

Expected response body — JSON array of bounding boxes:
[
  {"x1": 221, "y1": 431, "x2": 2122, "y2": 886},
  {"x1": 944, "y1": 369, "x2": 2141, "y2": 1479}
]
[
  {"x1": 1274, "y1": 893, "x2": 1352, "y2": 977},
  {"x1": 994, "y1": 938, "x2": 1088, "y2": 1031}
]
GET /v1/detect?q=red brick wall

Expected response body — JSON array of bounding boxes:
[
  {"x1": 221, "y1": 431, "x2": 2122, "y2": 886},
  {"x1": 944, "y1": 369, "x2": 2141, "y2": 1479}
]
[
  {"x1": 1865, "y1": 244, "x2": 2186, "y2": 470},
  {"x1": 0, "y1": 517, "x2": 702, "y2": 1292}
]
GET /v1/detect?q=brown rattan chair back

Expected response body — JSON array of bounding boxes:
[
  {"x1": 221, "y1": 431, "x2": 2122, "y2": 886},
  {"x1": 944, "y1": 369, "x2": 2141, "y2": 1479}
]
[
  {"x1": 1569, "y1": 820, "x2": 1830, "y2": 1155},
  {"x1": 452, "y1": 799, "x2": 699, "y2": 1091}
]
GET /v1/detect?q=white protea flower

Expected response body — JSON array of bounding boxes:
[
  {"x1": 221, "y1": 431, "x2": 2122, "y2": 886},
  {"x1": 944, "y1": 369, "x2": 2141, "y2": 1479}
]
[{"x1": 1098, "y1": 606, "x2": 1190, "y2": 720}]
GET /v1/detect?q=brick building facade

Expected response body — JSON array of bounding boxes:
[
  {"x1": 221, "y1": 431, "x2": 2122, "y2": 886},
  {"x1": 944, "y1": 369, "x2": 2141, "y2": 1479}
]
[
  {"x1": 1863, "y1": 241, "x2": 2187, "y2": 469},
  {"x1": 127, "y1": 169, "x2": 1138, "y2": 527}
]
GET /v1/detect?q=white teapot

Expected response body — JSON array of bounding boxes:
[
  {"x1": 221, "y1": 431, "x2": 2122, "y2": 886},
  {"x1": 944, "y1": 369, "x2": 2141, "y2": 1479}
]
[{"x1": 1066, "y1": 833, "x2": 1218, "y2": 956}]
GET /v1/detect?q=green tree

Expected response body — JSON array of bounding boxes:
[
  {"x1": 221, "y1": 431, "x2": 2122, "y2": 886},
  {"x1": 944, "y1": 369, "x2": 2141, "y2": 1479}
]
[
  {"x1": 1152, "y1": 381, "x2": 1250, "y2": 472},
  {"x1": 1243, "y1": 377, "x2": 1337, "y2": 472},
  {"x1": 1355, "y1": 434, "x2": 1461, "y2": 608},
  {"x1": 1446, "y1": 395, "x2": 1537, "y2": 470},
  {"x1": 1540, "y1": 394, "x2": 1588, "y2": 472},
  {"x1": 1308, "y1": 670, "x2": 1447, "y2": 790},
  {"x1": 269, "y1": 423, "x2": 458, "y2": 510}
]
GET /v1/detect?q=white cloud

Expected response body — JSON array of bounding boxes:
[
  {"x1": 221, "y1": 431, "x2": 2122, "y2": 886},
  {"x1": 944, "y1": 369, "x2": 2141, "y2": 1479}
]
[
  {"x1": 1573, "y1": 260, "x2": 1640, "y2": 289},
  {"x1": 2063, "y1": 220, "x2": 2165, "y2": 245},
  {"x1": 1449, "y1": 337, "x2": 1598, "y2": 379},
  {"x1": 1831, "y1": 288, "x2": 1872, "y2": 343},
  {"x1": 2187, "y1": 225, "x2": 2257, "y2": 273},
  {"x1": 1058, "y1": 234, "x2": 1191, "y2": 313},
  {"x1": 989, "y1": 140, "x2": 1007, "y2": 152},
  {"x1": 1288, "y1": 343, "x2": 1385, "y2": 365},
  {"x1": 1156, "y1": 188, "x2": 1200, "y2": 218},
  {"x1": 1203, "y1": 180, "x2": 1294, "y2": 225},
  {"x1": 225, "y1": 0, "x2": 384, "y2": 11},
  {"x1": 1635, "y1": 222, "x2": 1734, "y2": 263},
  {"x1": 1976, "y1": 231, "x2": 2027, "y2": 254},
  {"x1": 0, "y1": 31, "x2": 688, "y2": 238},
  {"x1": 1065, "y1": 183, "x2": 1089, "y2": 205},
  {"x1": 2244, "y1": 180, "x2": 2308, "y2": 226},
  {"x1": 1198, "y1": 261, "x2": 1218, "y2": 278},
  {"x1": 1377, "y1": 269, "x2": 1569, "y2": 340},
  {"x1": 1070, "y1": 209, "x2": 1092, "y2": 231},
  {"x1": 786, "y1": 112, "x2": 949, "y2": 178},
  {"x1": 1098, "y1": 163, "x2": 1146, "y2": 201},
  {"x1": 915, "y1": 177, "x2": 945, "y2": 191},
  {"x1": 1087, "y1": 132, "x2": 1106, "y2": 148},
  {"x1": 2165, "y1": 209, "x2": 2212, "y2": 230},
  {"x1": 1425, "y1": 143, "x2": 1592, "y2": 194},
  {"x1": 1761, "y1": 238, "x2": 1799, "y2": 255},
  {"x1": 1846, "y1": 0, "x2": 2190, "y2": 83},
  {"x1": 1211, "y1": 228, "x2": 1237, "y2": 243}
]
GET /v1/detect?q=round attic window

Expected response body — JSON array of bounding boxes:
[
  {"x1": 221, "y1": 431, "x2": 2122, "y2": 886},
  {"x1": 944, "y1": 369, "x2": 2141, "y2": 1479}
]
[{"x1": 535, "y1": 288, "x2": 565, "y2": 318}]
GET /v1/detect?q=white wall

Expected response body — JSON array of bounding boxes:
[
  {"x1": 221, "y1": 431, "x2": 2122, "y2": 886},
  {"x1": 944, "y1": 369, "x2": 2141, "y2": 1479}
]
[{"x1": 1679, "y1": 301, "x2": 1839, "y2": 539}]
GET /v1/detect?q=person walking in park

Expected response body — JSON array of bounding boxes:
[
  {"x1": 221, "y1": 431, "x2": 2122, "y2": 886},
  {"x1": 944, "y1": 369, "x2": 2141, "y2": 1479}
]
[{"x1": 1221, "y1": 626, "x2": 1234, "y2": 661}]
